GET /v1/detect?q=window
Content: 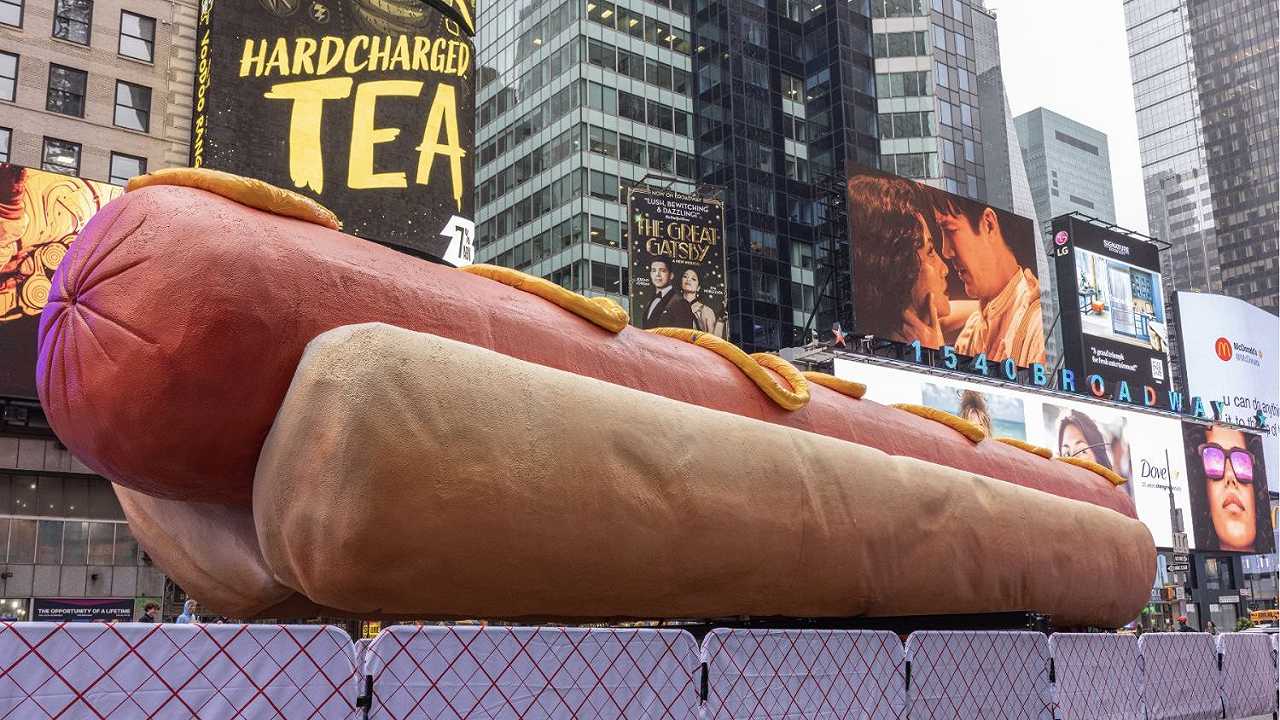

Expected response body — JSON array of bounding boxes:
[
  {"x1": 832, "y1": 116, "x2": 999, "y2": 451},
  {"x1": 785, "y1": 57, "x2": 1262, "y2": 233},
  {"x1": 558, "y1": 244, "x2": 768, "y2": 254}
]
[
  {"x1": 675, "y1": 151, "x2": 694, "y2": 179},
  {"x1": 114, "y1": 81, "x2": 151, "y2": 131},
  {"x1": 646, "y1": 100, "x2": 673, "y2": 132},
  {"x1": 42, "y1": 137, "x2": 81, "y2": 175},
  {"x1": 617, "y1": 6, "x2": 643, "y2": 37},
  {"x1": 935, "y1": 61, "x2": 948, "y2": 88},
  {"x1": 589, "y1": 170, "x2": 618, "y2": 200},
  {"x1": 587, "y1": 39, "x2": 614, "y2": 70},
  {"x1": 587, "y1": 125, "x2": 617, "y2": 157},
  {"x1": 938, "y1": 100, "x2": 953, "y2": 127},
  {"x1": 0, "y1": 0, "x2": 21, "y2": 27},
  {"x1": 47, "y1": 64, "x2": 87, "y2": 117},
  {"x1": 963, "y1": 138, "x2": 975, "y2": 162},
  {"x1": 648, "y1": 145, "x2": 673, "y2": 172},
  {"x1": 791, "y1": 240, "x2": 814, "y2": 270},
  {"x1": 587, "y1": 0, "x2": 615, "y2": 28},
  {"x1": 933, "y1": 25, "x2": 946, "y2": 50},
  {"x1": 672, "y1": 68, "x2": 691, "y2": 96},
  {"x1": 957, "y1": 68, "x2": 969, "y2": 92},
  {"x1": 0, "y1": 128, "x2": 9, "y2": 163},
  {"x1": 645, "y1": 59, "x2": 672, "y2": 90},
  {"x1": 954, "y1": 32, "x2": 966, "y2": 56},
  {"x1": 119, "y1": 11, "x2": 154, "y2": 62},
  {"x1": 960, "y1": 103, "x2": 971, "y2": 127},
  {"x1": 109, "y1": 152, "x2": 146, "y2": 185},
  {"x1": 53, "y1": 0, "x2": 92, "y2": 44},
  {"x1": 0, "y1": 52, "x2": 15, "y2": 102},
  {"x1": 743, "y1": 58, "x2": 768, "y2": 89},
  {"x1": 781, "y1": 74, "x2": 802, "y2": 101},
  {"x1": 617, "y1": 49, "x2": 644, "y2": 81},
  {"x1": 620, "y1": 136, "x2": 646, "y2": 166},
  {"x1": 618, "y1": 91, "x2": 644, "y2": 122}
]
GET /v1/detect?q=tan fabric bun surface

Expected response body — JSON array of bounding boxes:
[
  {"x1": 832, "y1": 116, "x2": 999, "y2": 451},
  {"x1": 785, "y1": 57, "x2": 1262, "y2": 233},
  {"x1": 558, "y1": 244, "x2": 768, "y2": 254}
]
[{"x1": 252, "y1": 323, "x2": 1156, "y2": 627}]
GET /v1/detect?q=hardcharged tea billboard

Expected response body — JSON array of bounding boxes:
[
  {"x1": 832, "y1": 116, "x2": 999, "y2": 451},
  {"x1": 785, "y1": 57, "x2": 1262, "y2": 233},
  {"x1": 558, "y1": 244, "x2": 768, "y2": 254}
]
[{"x1": 191, "y1": 0, "x2": 475, "y2": 262}]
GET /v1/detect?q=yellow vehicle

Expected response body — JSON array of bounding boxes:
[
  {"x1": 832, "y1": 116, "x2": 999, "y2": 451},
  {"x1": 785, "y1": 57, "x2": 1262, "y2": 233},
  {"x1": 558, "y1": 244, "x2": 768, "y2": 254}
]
[{"x1": 1251, "y1": 609, "x2": 1279, "y2": 624}]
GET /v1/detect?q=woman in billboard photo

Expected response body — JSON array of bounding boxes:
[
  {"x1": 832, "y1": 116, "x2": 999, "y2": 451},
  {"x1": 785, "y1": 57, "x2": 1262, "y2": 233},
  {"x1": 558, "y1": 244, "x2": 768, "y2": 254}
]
[
  {"x1": 1185, "y1": 424, "x2": 1274, "y2": 554},
  {"x1": 1055, "y1": 411, "x2": 1116, "y2": 471},
  {"x1": 681, "y1": 268, "x2": 725, "y2": 338},
  {"x1": 958, "y1": 390, "x2": 993, "y2": 437},
  {"x1": 849, "y1": 174, "x2": 951, "y2": 347}
]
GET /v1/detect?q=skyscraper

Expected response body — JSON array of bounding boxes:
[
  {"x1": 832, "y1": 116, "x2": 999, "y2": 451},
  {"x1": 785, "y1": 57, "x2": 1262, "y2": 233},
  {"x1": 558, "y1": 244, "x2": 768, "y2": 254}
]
[
  {"x1": 1185, "y1": 0, "x2": 1277, "y2": 313},
  {"x1": 473, "y1": 0, "x2": 698, "y2": 308},
  {"x1": 1014, "y1": 108, "x2": 1117, "y2": 233},
  {"x1": 870, "y1": 0, "x2": 985, "y2": 198},
  {"x1": 1125, "y1": 0, "x2": 1278, "y2": 313},
  {"x1": 693, "y1": 0, "x2": 879, "y2": 350}
]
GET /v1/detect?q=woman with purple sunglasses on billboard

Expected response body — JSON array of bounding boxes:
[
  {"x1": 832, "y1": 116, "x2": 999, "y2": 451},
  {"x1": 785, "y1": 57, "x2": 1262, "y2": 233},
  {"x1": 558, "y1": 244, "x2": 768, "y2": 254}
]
[{"x1": 1186, "y1": 425, "x2": 1273, "y2": 554}]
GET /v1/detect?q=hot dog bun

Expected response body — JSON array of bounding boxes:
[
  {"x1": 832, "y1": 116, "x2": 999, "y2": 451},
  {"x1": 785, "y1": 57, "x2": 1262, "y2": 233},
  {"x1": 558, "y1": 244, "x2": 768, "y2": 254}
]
[
  {"x1": 38, "y1": 185, "x2": 1135, "y2": 519},
  {"x1": 249, "y1": 323, "x2": 1154, "y2": 626}
]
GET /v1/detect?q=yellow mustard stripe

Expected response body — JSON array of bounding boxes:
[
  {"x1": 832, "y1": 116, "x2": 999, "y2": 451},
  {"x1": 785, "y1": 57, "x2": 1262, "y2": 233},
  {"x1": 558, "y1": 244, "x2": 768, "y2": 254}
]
[
  {"x1": 802, "y1": 371, "x2": 867, "y2": 399},
  {"x1": 995, "y1": 436, "x2": 1053, "y2": 459},
  {"x1": 648, "y1": 328, "x2": 810, "y2": 411},
  {"x1": 1056, "y1": 456, "x2": 1128, "y2": 487},
  {"x1": 460, "y1": 264, "x2": 629, "y2": 333},
  {"x1": 891, "y1": 403, "x2": 987, "y2": 443},
  {"x1": 126, "y1": 168, "x2": 341, "y2": 230}
]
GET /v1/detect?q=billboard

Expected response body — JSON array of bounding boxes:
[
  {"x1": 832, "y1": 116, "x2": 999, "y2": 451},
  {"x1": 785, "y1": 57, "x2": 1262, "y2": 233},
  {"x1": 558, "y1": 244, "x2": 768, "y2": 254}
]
[
  {"x1": 1181, "y1": 423, "x2": 1275, "y2": 555},
  {"x1": 846, "y1": 165, "x2": 1045, "y2": 366},
  {"x1": 627, "y1": 188, "x2": 727, "y2": 337},
  {"x1": 191, "y1": 0, "x2": 475, "y2": 263},
  {"x1": 0, "y1": 164, "x2": 123, "y2": 399},
  {"x1": 1175, "y1": 291, "x2": 1279, "y2": 492},
  {"x1": 833, "y1": 357, "x2": 1200, "y2": 549},
  {"x1": 32, "y1": 597, "x2": 134, "y2": 623},
  {"x1": 1052, "y1": 216, "x2": 1169, "y2": 395}
]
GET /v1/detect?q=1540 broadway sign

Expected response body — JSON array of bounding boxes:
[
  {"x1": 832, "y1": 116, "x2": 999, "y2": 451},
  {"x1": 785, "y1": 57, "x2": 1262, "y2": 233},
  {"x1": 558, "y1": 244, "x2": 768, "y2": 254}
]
[{"x1": 192, "y1": 0, "x2": 475, "y2": 262}]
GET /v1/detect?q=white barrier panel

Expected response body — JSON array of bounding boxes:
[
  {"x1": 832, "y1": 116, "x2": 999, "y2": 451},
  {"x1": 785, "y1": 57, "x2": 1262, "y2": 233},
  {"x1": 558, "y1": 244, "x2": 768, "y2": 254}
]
[
  {"x1": 904, "y1": 631, "x2": 1052, "y2": 720},
  {"x1": 1216, "y1": 632, "x2": 1278, "y2": 718},
  {"x1": 701, "y1": 628, "x2": 905, "y2": 720},
  {"x1": 1137, "y1": 632, "x2": 1219, "y2": 720},
  {"x1": 364, "y1": 626, "x2": 701, "y2": 719},
  {"x1": 0, "y1": 622, "x2": 358, "y2": 719},
  {"x1": 1047, "y1": 633, "x2": 1141, "y2": 720}
]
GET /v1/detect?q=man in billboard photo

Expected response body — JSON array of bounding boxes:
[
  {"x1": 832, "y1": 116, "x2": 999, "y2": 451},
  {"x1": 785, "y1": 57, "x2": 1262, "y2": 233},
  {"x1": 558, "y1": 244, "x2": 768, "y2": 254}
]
[
  {"x1": 1185, "y1": 424, "x2": 1274, "y2": 554},
  {"x1": 644, "y1": 260, "x2": 698, "y2": 329},
  {"x1": 849, "y1": 174, "x2": 952, "y2": 347},
  {"x1": 933, "y1": 197, "x2": 1044, "y2": 366}
]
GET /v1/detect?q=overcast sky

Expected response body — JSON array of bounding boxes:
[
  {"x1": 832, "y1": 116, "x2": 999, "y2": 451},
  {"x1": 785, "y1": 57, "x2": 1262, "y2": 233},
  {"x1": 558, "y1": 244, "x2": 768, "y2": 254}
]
[{"x1": 991, "y1": 0, "x2": 1150, "y2": 235}]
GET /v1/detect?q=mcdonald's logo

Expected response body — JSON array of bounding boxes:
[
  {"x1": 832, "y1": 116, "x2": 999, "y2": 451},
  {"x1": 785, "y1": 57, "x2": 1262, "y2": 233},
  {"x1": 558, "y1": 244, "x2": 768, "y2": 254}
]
[{"x1": 1214, "y1": 337, "x2": 1233, "y2": 361}]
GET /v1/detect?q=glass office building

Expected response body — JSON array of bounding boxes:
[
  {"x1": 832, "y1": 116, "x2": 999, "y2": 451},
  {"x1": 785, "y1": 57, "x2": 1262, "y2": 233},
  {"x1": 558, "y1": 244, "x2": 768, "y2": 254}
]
[
  {"x1": 692, "y1": 0, "x2": 879, "y2": 350},
  {"x1": 1185, "y1": 0, "x2": 1277, "y2": 313},
  {"x1": 1014, "y1": 108, "x2": 1117, "y2": 233},
  {"x1": 1124, "y1": 0, "x2": 1219, "y2": 297},
  {"x1": 474, "y1": 0, "x2": 698, "y2": 308}
]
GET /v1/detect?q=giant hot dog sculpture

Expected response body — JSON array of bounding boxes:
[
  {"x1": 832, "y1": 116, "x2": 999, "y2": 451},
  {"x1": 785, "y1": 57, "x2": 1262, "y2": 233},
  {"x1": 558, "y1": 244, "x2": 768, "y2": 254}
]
[{"x1": 37, "y1": 170, "x2": 1155, "y2": 625}]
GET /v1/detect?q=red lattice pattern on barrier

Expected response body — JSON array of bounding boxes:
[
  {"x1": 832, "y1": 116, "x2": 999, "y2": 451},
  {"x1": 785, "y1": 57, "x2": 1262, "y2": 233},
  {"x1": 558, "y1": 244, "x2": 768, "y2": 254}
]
[
  {"x1": 364, "y1": 625, "x2": 701, "y2": 719},
  {"x1": 702, "y1": 628, "x2": 905, "y2": 720},
  {"x1": 1047, "y1": 633, "x2": 1141, "y2": 720},
  {"x1": 0, "y1": 622, "x2": 357, "y2": 719},
  {"x1": 904, "y1": 631, "x2": 1052, "y2": 720},
  {"x1": 1216, "y1": 632, "x2": 1278, "y2": 718},
  {"x1": 1136, "y1": 632, "x2": 1219, "y2": 720}
]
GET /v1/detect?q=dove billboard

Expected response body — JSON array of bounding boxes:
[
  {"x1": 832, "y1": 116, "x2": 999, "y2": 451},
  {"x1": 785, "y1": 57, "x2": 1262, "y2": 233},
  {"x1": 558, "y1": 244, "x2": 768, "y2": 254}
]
[{"x1": 191, "y1": 0, "x2": 476, "y2": 264}]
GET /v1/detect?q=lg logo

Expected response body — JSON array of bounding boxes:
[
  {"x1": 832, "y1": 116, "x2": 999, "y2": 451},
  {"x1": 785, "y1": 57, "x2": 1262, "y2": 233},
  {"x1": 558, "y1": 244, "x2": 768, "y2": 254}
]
[{"x1": 1215, "y1": 337, "x2": 1233, "y2": 362}]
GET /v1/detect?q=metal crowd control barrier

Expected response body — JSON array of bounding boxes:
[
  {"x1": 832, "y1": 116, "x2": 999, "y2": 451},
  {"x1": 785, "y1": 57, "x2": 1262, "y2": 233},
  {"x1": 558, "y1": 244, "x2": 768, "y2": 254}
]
[
  {"x1": 361, "y1": 625, "x2": 701, "y2": 719},
  {"x1": 1137, "y1": 632, "x2": 1220, "y2": 720},
  {"x1": 903, "y1": 631, "x2": 1053, "y2": 720},
  {"x1": 1048, "y1": 632, "x2": 1142, "y2": 720},
  {"x1": 1217, "y1": 632, "x2": 1279, "y2": 719},
  {"x1": 0, "y1": 622, "x2": 358, "y2": 719},
  {"x1": 1, "y1": 623, "x2": 1277, "y2": 718},
  {"x1": 701, "y1": 628, "x2": 905, "y2": 719}
]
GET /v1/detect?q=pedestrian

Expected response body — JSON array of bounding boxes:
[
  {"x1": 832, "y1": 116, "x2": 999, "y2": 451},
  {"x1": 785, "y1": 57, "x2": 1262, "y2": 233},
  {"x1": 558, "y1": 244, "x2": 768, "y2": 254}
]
[
  {"x1": 176, "y1": 599, "x2": 199, "y2": 624},
  {"x1": 1205, "y1": 620, "x2": 1217, "y2": 635},
  {"x1": 1176, "y1": 615, "x2": 1193, "y2": 632},
  {"x1": 137, "y1": 602, "x2": 161, "y2": 623}
]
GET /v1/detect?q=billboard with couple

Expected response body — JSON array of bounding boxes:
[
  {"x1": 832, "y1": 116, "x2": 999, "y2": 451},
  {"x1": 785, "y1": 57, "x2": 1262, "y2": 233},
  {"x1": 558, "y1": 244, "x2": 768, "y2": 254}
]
[
  {"x1": 627, "y1": 188, "x2": 727, "y2": 338},
  {"x1": 846, "y1": 164, "x2": 1045, "y2": 367}
]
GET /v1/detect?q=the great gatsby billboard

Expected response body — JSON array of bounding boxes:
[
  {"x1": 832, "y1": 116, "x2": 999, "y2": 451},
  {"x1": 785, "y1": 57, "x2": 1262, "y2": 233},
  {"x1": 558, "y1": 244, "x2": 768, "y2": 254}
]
[
  {"x1": 191, "y1": 0, "x2": 475, "y2": 262},
  {"x1": 846, "y1": 164, "x2": 1045, "y2": 366},
  {"x1": 0, "y1": 164, "x2": 123, "y2": 399},
  {"x1": 627, "y1": 188, "x2": 727, "y2": 337}
]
